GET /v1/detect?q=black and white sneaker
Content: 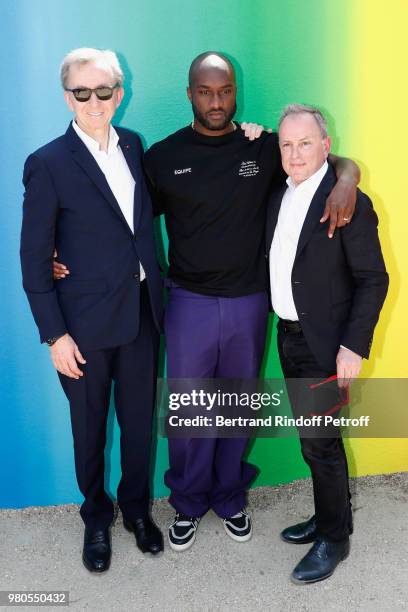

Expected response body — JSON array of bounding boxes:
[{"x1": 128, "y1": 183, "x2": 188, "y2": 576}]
[
  {"x1": 168, "y1": 513, "x2": 201, "y2": 551},
  {"x1": 222, "y1": 509, "x2": 252, "y2": 542}
]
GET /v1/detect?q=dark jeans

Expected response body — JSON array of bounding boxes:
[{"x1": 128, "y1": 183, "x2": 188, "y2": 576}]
[{"x1": 277, "y1": 320, "x2": 352, "y2": 542}]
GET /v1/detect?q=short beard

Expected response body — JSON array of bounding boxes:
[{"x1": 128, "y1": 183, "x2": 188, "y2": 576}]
[{"x1": 192, "y1": 102, "x2": 237, "y2": 132}]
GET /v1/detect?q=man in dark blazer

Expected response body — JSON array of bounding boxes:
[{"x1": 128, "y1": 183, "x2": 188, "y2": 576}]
[
  {"x1": 20, "y1": 48, "x2": 164, "y2": 572},
  {"x1": 266, "y1": 104, "x2": 388, "y2": 584}
]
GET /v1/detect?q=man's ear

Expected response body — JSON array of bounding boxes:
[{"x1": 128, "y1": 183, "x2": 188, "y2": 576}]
[
  {"x1": 187, "y1": 86, "x2": 192, "y2": 103},
  {"x1": 64, "y1": 90, "x2": 74, "y2": 112},
  {"x1": 116, "y1": 87, "x2": 125, "y2": 108},
  {"x1": 324, "y1": 136, "x2": 331, "y2": 159}
]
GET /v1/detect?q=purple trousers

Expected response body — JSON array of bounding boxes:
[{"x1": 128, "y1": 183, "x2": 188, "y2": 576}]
[{"x1": 164, "y1": 283, "x2": 269, "y2": 518}]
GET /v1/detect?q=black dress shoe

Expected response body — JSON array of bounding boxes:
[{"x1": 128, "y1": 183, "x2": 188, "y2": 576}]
[
  {"x1": 82, "y1": 528, "x2": 111, "y2": 572},
  {"x1": 291, "y1": 538, "x2": 350, "y2": 584},
  {"x1": 123, "y1": 516, "x2": 164, "y2": 555},
  {"x1": 281, "y1": 515, "x2": 317, "y2": 544}
]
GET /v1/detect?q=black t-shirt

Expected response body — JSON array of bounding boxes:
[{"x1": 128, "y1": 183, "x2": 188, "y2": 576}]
[{"x1": 144, "y1": 124, "x2": 286, "y2": 297}]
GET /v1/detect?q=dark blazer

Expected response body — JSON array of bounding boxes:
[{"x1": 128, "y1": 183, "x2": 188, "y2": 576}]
[
  {"x1": 266, "y1": 165, "x2": 388, "y2": 372},
  {"x1": 20, "y1": 123, "x2": 163, "y2": 350}
]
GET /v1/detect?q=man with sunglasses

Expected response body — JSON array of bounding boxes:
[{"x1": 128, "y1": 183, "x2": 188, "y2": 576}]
[
  {"x1": 266, "y1": 104, "x2": 388, "y2": 584},
  {"x1": 20, "y1": 48, "x2": 164, "y2": 572}
]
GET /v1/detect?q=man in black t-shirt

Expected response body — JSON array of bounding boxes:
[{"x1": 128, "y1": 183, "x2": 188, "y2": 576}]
[{"x1": 144, "y1": 52, "x2": 360, "y2": 553}]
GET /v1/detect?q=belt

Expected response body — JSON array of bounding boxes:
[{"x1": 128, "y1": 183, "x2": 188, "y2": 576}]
[{"x1": 278, "y1": 318, "x2": 302, "y2": 333}]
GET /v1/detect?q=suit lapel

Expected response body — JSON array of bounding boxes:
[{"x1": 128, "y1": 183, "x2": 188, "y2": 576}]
[
  {"x1": 117, "y1": 132, "x2": 143, "y2": 232},
  {"x1": 266, "y1": 183, "x2": 287, "y2": 252},
  {"x1": 294, "y1": 166, "x2": 336, "y2": 263},
  {"x1": 64, "y1": 123, "x2": 132, "y2": 232}
]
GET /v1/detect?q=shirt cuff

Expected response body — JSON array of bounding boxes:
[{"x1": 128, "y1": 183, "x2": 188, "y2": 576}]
[{"x1": 340, "y1": 345, "x2": 361, "y2": 357}]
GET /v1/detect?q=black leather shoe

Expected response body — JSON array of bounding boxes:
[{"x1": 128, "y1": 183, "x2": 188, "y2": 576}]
[
  {"x1": 82, "y1": 528, "x2": 111, "y2": 572},
  {"x1": 281, "y1": 515, "x2": 317, "y2": 544},
  {"x1": 123, "y1": 516, "x2": 164, "y2": 555},
  {"x1": 291, "y1": 538, "x2": 350, "y2": 584}
]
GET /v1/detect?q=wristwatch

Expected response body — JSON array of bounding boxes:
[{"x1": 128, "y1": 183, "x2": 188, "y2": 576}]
[{"x1": 46, "y1": 335, "x2": 64, "y2": 347}]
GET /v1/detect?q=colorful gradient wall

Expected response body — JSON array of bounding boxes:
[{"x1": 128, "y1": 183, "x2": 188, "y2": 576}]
[{"x1": 1, "y1": 0, "x2": 407, "y2": 508}]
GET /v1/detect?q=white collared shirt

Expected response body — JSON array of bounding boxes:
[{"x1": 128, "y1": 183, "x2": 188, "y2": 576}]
[
  {"x1": 269, "y1": 161, "x2": 328, "y2": 320},
  {"x1": 72, "y1": 120, "x2": 145, "y2": 280}
]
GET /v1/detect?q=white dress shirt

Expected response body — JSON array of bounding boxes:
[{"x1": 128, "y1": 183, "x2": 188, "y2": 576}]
[
  {"x1": 72, "y1": 120, "x2": 145, "y2": 281},
  {"x1": 269, "y1": 161, "x2": 328, "y2": 320}
]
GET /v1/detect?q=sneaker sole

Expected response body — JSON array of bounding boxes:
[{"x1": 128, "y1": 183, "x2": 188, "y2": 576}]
[
  {"x1": 168, "y1": 532, "x2": 197, "y2": 552},
  {"x1": 223, "y1": 522, "x2": 252, "y2": 543}
]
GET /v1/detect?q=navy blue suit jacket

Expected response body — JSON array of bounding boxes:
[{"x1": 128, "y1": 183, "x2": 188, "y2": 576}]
[
  {"x1": 20, "y1": 123, "x2": 163, "y2": 350},
  {"x1": 266, "y1": 166, "x2": 389, "y2": 372}
]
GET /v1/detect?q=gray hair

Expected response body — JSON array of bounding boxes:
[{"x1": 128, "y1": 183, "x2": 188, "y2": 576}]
[
  {"x1": 60, "y1": 47, "x2": 124, "y2": 89},
  {"x1": 278, "y1": 104, "x2": 328, "y2": 139}
]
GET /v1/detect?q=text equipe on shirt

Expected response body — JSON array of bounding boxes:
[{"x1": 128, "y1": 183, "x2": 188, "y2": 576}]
[{"x1": 174, "y1": 167, "x2": 192, "y2": 175}]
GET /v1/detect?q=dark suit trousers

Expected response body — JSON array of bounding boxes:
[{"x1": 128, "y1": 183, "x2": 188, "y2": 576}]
[
  {"x1": 277, "y1": 320, "x2": 352, "y2": 543},
  {"x1": 59, "y1": 283, "x2": 159, "y2": 530}
]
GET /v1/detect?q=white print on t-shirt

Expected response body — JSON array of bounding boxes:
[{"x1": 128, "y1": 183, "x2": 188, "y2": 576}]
[
  {"x1": 238, "y1": 161, "x2": 260, "y2": 177},
  {"x1": 174, "y1": 168, "x2": 192, "y2": 175}
]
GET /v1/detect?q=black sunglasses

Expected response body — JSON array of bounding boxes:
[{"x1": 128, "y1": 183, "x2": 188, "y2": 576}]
[{"x1": 65, "y1": 84, "x2": 119, "y2": 102}]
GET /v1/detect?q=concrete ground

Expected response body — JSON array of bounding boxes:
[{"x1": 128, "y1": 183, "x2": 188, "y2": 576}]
[{"x1": 0, "y1": 473, "x2": 407, "y2": 612}]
